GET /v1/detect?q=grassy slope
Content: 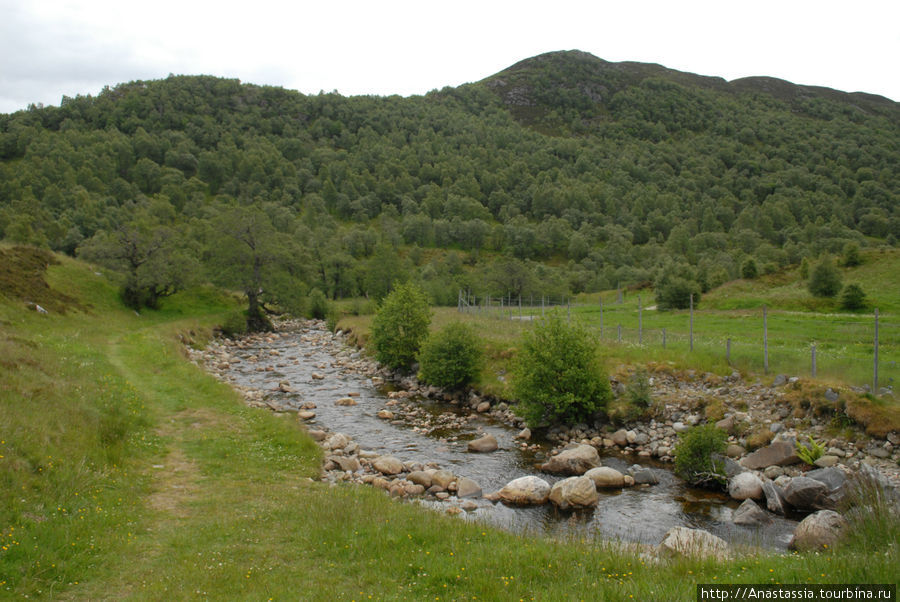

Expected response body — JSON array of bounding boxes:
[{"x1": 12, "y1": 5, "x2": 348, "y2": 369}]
[{"x1": 2, "y1": 251, "x2": 897, "y2": 600}]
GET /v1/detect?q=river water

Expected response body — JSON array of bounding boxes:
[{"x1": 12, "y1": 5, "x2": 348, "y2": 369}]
[{"x1": 216, "y1": 323, "x2": 799, "y2": 550}]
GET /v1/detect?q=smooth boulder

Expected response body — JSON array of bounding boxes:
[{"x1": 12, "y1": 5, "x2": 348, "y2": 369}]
[
  {"x1": 783, "y1": 477, "x2": 832, "y2": 511},
  {"x1": 548, "y1": 476, "x2": 599, "y2": 510},
  {"x1": 468, "y1": 433, "x2": 499, "y2": 453},
  {"x1": 658, "y1": 527, "x2": 729, "y2": 559},
  {"x1": 372, "y1": 455, "x2": 404, "y2": 476},
  {"x1": 585, "y1": 466, "x2": 626, "y2": 488},
  {"x1": 456, "y1": 476, "x2": 482, "y2": 499},
  {"x1": 789, "y1": 510, "x2": 848, "y2": 551},
  {"x1": 498, "y1": 476, "x2": 551, "y2": 506},
  {"x1": 740, "y1": 441, "x2": 800, "y2": 470},
  {"x1": 540, "y1": 444, "x2": 601, "y2": 475},
  {"x1": 728, "y1": 472, "x2": 764, "y2": 500}
]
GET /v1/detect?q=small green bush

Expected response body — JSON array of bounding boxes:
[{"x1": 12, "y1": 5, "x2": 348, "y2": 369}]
[
  {"x1": 512, "y1": 312, "x2": 612, "y2": 427},
  {"x1": 808, "y1": 255, "x2": 842, "y2": 297},
  {"x1": 307, "y1": 288, "x2": 329, "y2": 320},
  {"x1": 626, "y1": 368, "x2": 653, "y2": 409},
  {"x1": 655, "y1": 277, "x2": 701, "y2": 310},
  {"x1": 674, "y1": 424, "x2": 728, "y2": 489},
  {"x1": 741, "y1": 258, "x2": 758, "y2": 279},
  {"x1": 840, "y1": 283, "x2": 866, "y2": 311},
  {"x1": 218, "y1": 310, "x2": 248, "y2": 338},
  {"x1": 371, "y1": 282, "x2": 431, "y2": 371},
  {"x1": 417, "y1": 322, "x2": 482, "y2": 390},
  {"x1": 842, "y1": 242, "x2": 862, "y2": 267}
]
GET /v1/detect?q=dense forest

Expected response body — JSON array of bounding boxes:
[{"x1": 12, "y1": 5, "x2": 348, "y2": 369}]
[{"x1": 1, "y1": 50, "x2": 897, "y2": 322}]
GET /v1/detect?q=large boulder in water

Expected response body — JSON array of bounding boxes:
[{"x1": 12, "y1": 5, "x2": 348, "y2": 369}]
[
  {"x1": 732, "y1": 498, "x2": 772, "y2": 526},
  {"x1": 658, "y1": 527, "x2": 729, "y2": 559},
  {"x1": 467, "y1": 433, "x2": 498, "y2": 453},
  {"x1": 498, "y1": 476, "x2": 551, "y2": 505},
  {"x1": 584, "y1": 466, "x2": 626, "y2": 488},
  {"x1": 548, "y1": 476, "x2": 599, "y2": 510},
  {"x1": 540, "y1": 444, "x2": 601, "y2": 475},
  {"x1": 789, "y1": 510, "x2": 848, "y2": 551}
]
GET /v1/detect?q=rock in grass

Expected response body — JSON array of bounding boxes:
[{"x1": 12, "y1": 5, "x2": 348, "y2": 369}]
[{"x1": 498, "y1": 476, "x2": 551, "y2": 505}]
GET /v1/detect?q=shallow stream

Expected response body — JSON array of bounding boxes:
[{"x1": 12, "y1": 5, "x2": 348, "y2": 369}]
[{"x1": 220, "y1": 323, "x2": 799, "y2": 549}]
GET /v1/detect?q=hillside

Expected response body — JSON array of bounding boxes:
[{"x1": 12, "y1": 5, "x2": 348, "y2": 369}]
[{"x1": 0, "y1": 50, "x2": 897, "y2": 316}]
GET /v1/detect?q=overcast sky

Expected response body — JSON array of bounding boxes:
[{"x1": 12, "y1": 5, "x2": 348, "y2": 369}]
[{"x1": 1, "y1": 0, "x2": 898, "y2": 114}]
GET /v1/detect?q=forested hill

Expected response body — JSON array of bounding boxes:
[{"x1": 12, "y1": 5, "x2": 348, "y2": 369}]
[{"x1": 0, "y1": 50, "x2": 897, "y2": 311}]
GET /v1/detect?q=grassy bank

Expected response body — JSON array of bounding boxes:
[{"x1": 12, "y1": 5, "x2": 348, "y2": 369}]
[{"x1": 2, "y1": 248, "x2": 898, "y2": 599}]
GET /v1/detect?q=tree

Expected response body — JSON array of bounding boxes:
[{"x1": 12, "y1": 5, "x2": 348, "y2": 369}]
[
  {"x1": 371, "y1": 282, "x2": 431, "y2": 371},
  {"x1": 512, "y1": 312, "x2": 611, "y2": 427},
  {"x1": 655, "y1": 276, "x2": 701, "y2": 310},
  {"x1": 840, "y1": 283, "x2": 866, "y2": 311},
  {"x1": 78, "y1": 217, "x2": 198, "y2": 309},
  {"x1": 808, "y1": 256, "x2": 842, "y2": 298},
  {"x1": 417, "y1": 322, "x2": 482, "y2": 389},
  {"x1": 207, "y1": 205, "x2": 308, "y2": 331}
]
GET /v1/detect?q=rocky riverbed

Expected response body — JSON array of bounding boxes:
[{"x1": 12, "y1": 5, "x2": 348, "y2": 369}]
[{"x1": 187, "y1": 319, "x2": 899, "y2": 555}]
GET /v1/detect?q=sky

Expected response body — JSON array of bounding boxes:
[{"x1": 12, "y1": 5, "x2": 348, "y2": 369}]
[{"x1": 1, "y1": 0, "x2": 898, "y2": 114}]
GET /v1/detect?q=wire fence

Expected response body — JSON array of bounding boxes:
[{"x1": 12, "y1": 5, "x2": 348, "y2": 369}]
[{"x1": 457, "y1": 291, "x2": 897, "y2": 395}]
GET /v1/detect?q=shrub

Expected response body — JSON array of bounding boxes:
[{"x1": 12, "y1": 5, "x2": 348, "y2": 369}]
[
  {"x1": 840, "y1": 283, "x2": 866, "y2": 311},
  {"x1": 371, "y1": 282, "x2": 431, "y2": 371},
  {"x1": 626, "y1": 368, "x2": 653, "y2": 409},
  {"x1": 218, "y1": 310, "x2": 248, "y2": 338},
  {"x1": 512, "y1": 312, "x2": 612, "y2": 427},
  {"x1": 655, "y1": 277, "x2": 701, "y2": 310},
  {"x1": 842, "y1": 242, "x2": 862, "y2": 267},
  {"x1": 417, "y1": 322, "x2": 482, "y2": 390},
  {"x1": 674, "y1": 424, "x2": 728, "y2": 489},
  {"x1": 741, "y1": 258, "x2": 758, "y2": 279},
  {"x1": 307, "y1": 288, "x2": 329, "y2": 320},
  {"x1": 808, "y1": 255, "x2": 842, "y2": 297}
]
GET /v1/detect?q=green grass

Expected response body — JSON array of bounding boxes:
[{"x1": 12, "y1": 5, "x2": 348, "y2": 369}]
[{"x1": 2, "y1": 249, "x2": 898, "y2": 599}]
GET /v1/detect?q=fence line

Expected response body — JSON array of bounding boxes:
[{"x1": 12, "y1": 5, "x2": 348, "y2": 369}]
[{"x1": 457, "y1": 290, "x2": 895, "y2": 395}]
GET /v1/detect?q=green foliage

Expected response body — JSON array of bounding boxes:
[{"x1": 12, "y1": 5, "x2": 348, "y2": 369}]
[
  {"x1": 655, "y1": 276, "x2": 700, "y2": 310},
  {"x1": 674, "y1": 424, "x2": 728, "y2": 488},
  {"x1": 371, "y1": 282, "x2": 431, "y2": 371},
  {"x1": 306, "y1": 288, "x2": 329, "y2": 320},
  {"x1": 799, "y1": 257, "x2": 810, "y2": 279},
  {"x1": 842, "y1": 242, "x2": 862, "y2": 267},
  {"x1": 417, "y1": 322, "x2": 482, "y2": 390},
  {"x1": 796, "y1": 435, "x2": 825, "y2": 465},
  {"x1": 808, "y1": 256, "x2": 843, "y2": 298},
  {"x1": 626, "y1": 368, "x2": 653, "y2": 409},
  {"x1": 740, "y1": 258, "x2": 759, "y2": 280},
  {"x1": 840, "y1": 283, "x2": 867, "y2": 311},
  {"x1": 512, "y1": 312, "x2": 611, "y2": 426},
  {"x1": 218, "y1": 310, "x2": 249, "y2": 337}
]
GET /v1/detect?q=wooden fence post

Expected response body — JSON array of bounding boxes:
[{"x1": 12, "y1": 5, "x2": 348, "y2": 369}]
[
  {"x1": 638, "y1": 294, "x2": 643, "y2": 345},
  {"x1": 874, "y1": 308, "x2": 879, "y2": 394},
  {"x1": 763, "y1": 305, "x2": 769, "y2": 374},
  {"x1": 811, "y1": 343, "x2": 817, "y2": 378},
  {"x1": 726, "y1": 338, "x2": 731, "y2": 364},
  {"x1": 689, "y1": 293, "x2": 694, "y2": 352}
]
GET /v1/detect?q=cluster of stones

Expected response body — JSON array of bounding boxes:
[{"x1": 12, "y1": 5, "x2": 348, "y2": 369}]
[{"x1": 311, "y1": 429, "x2": 488, "y2": 514}]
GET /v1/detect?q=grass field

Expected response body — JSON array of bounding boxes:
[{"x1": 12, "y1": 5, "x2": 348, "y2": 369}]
[{"x1": 2, "y1": 247, "x2": 899, "y2": 599}]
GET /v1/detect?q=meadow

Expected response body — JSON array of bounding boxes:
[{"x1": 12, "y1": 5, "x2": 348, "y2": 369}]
[{"x1": 1, "y1": 249, "x2": 898, "y2": 600}]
